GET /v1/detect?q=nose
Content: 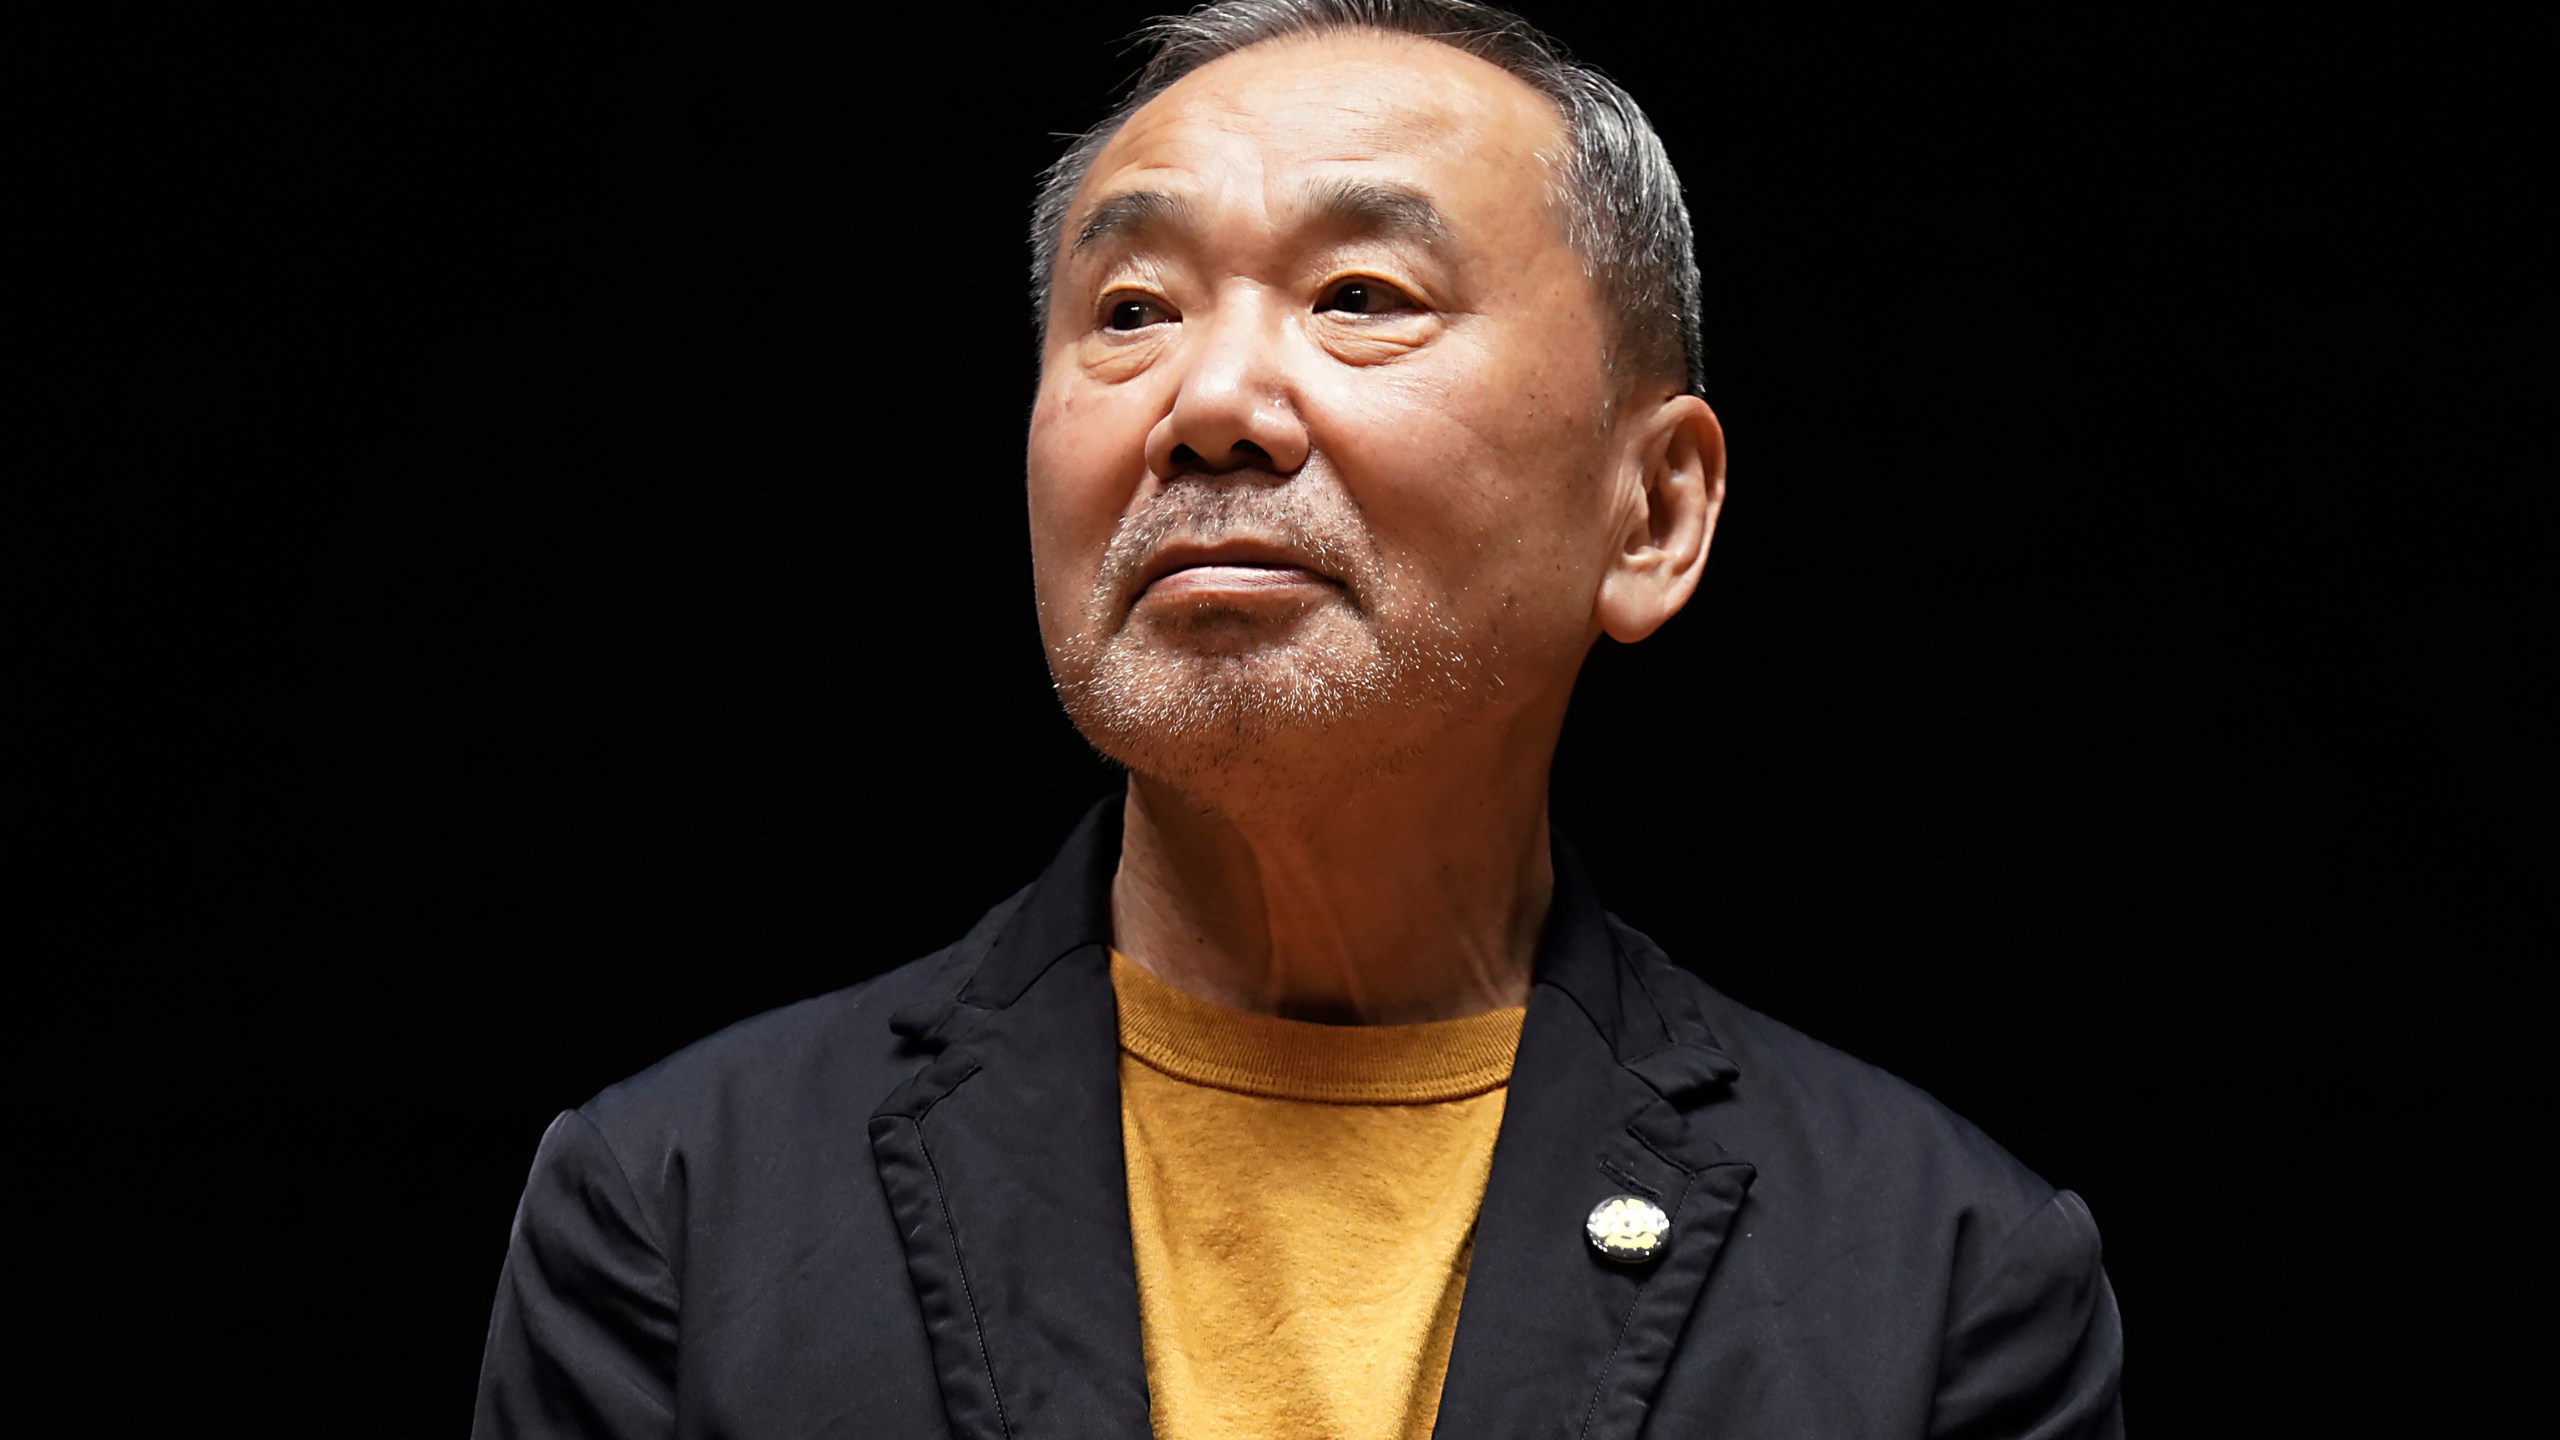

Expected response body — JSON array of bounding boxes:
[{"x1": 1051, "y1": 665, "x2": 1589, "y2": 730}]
[{"x1": 1143, "y1": 287, "x2": 1311, "y2": 481}]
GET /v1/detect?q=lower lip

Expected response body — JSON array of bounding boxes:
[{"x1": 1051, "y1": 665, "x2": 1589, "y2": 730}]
[{"x1": 1140, "y1": 564, "x2": 1336, "y2": 601}]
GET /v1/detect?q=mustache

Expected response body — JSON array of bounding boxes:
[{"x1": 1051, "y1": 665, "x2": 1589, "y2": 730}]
[{"x1": 1095, "y1": 482, "x2": 1377, "y2": 606}]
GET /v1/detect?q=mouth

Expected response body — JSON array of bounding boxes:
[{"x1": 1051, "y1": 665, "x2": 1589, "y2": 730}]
[{"x1": 1133, "y1": 537, "x2": 1343, "y2": 604}]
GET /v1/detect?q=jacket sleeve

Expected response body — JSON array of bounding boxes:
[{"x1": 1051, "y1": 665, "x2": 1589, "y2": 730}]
[
  {"x1": 473, "y1": 1109, "x2": 681, "y2": 1439},
  {"x1": 1929, "y1": 1188, "x2": 2126, "y2": 1440}
]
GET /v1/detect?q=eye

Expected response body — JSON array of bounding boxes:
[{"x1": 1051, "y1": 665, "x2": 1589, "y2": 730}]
[
  {"x1": 1314, "y1": 278, "x2": 1420, "y2": 316},
  {"x1": 1102, "y1": 294, "x2": 1172, "y2": 332}
]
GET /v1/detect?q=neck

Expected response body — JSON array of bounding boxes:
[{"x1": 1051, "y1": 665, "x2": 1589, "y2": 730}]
[{"x1": 1110, "y1": 716, "x2": 1558, "y2": 1024}]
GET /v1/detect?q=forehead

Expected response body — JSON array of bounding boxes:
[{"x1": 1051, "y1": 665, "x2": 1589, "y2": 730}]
[{"x1": 1074, "y1": 31, "x2": 1567, "y2": 232}]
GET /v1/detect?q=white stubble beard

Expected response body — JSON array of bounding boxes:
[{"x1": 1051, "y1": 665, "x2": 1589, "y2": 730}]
[{"x1": 1045, "y1": 479, "x2": 1502, "y2": 797}]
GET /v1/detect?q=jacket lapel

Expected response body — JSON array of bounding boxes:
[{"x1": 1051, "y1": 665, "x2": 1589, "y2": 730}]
[
  {"x1": 870, "y1": 808, "x2": 1754, "y2": 1440},
  {"x1": 868, "y1": 802, "x2": 1153, "y2": 1439},
  {"x1": 1431, "y1": 843, "x2": 1757, "y2": 1440}
]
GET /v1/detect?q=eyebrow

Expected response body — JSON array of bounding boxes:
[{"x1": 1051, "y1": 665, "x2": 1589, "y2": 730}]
[
  {"x1": 1072, "y1": 189, "x2": 1194, "y2": 257},
  {"x1": 1067, "y1": 178, "x2": 1454, "y2": 261},
  {"x1": 1298, "y1": 177, "x2": 1452, "y2": 246}
]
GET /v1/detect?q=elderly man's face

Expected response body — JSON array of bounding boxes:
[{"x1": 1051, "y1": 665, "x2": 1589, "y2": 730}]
[{"x1": 1028, "y1": 32, "x2": 1645, "y2": 782}]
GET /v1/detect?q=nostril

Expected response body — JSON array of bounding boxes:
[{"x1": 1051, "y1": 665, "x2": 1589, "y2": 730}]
[{"x1": 1166, "y1": 438, "x2": 1272, "y2": 475}]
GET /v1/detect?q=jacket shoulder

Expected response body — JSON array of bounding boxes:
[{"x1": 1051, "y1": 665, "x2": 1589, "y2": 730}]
[
  {"x1": 575, "y1": 948, "x2": 955, "y2": 1160},
  {"x1": 483, "y1": 948, "x2": 970, "y2": 1431},
  {"x1": 1635, "y1": 961, "x2": 2123, "y2": 1433},
  {"x1": 1669, "y1": 965, "x2": 2062, "y2": 1227}
]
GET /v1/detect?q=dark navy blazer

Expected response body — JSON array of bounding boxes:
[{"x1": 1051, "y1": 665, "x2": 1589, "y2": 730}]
[{"x1": 473, "y1": 802, "x2": 2124, "y2": 1437}]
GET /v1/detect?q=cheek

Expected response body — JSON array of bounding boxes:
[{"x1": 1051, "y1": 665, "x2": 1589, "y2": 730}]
[
  {"x1": 1318, "y1": 351, "x2": 1609, "y2": 609},
  {"x1": 1027, "y1": 376, "x2": 1152, "y2": 616}
]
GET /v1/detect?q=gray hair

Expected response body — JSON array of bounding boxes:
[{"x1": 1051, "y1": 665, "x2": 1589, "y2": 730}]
[{"x1": 1029, "y1": 0, "x2": 1705, "y2": 396}]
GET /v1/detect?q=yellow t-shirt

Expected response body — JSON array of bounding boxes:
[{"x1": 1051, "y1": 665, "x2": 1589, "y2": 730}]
[{"x1": 1111, "y1": 950, "x2": 1527, "y2": 1440}]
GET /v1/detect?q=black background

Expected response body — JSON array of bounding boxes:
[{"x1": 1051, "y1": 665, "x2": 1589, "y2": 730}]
[{"x1": 35, "y1": 3, "x2": 2545, "y2": 1433}]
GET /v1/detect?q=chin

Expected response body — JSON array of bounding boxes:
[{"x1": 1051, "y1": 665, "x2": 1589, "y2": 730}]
[{"x1": 1052, "y1": 623, "x2": 1489, "y2": 793}]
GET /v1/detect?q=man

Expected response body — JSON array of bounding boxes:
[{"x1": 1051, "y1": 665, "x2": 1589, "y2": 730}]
[{"x1": 474, "y1": 2, "x2": 2124, "y2": 1436}]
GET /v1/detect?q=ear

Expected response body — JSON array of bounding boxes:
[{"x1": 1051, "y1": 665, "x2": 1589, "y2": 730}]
[{"x1": 1595, "y1": 393, "x2": 1726, "y2": 643}]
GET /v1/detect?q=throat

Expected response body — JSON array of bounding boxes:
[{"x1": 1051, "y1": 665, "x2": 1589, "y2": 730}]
[{"x1": 1108, "y1": 771, "x2": 1552, "y2": 1025}]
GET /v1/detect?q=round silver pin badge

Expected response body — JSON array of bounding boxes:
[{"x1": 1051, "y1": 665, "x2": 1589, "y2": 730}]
[{"x1": 1585, "y1": 1192, "x2": 1671, "y2": 1263}]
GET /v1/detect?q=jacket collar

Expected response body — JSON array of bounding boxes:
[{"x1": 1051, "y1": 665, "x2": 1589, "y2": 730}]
[
  {"x1": 872, "y1": 797, "x2": 1755, "y2": 1439},
  {"x1": 883, "y1": 798, "x2": 1121, "y2": 1050}
]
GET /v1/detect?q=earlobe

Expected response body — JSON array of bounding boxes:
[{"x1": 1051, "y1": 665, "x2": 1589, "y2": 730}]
[{"x1": 1595, "y1": 395, "x2": 1726, "y2": 644}]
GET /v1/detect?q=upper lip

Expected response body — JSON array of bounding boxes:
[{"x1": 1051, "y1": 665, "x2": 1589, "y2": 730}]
[{"x1": 1134, "y1": 537, "x2": 1337, "y2": 593}]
